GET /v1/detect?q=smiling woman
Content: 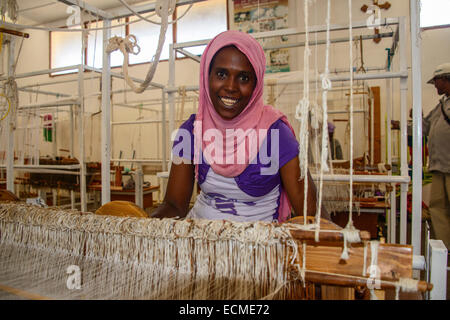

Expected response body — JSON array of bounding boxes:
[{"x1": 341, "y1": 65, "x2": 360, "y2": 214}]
[
  {"x1": 151, "y1": 30, "x2": 329, "y2": 223},
  {"x1": 208, "y1": 46, "x2": 256, "y2": 120}
]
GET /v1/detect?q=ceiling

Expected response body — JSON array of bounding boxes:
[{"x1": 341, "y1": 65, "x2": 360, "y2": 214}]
[{"x1": 15, "y1": 0, "x2": 151, "y2": 26}]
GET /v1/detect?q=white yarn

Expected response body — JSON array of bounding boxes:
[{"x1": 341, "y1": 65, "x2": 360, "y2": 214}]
[
  {"x1": 347, "y1": 0, "x2": 355, "y2": 227},
  {"x1": 106, "y1": 34, "x2": 141, "y2": 55},
  {"x1": 362, "y1": 241, "x2": 368, "y2": 276},
  {"x1": 314, "y1": 0, "x2": 331, "y2": 242},
  {"x1": 334, "y1": 0, "x2": 359, "y2": 260},
  {"x1": 395, "y1": 278, "x2": 419, "y2": 300},
  {"x1": 107, "y1": 0, "x2": 171, "y2": 94},
  {"x1": 119, "y1": 0, "x2": 193, "y2": 26},
  {"x1": 295, "y1": 0, "x2": 314, "y2": 226},
  {"x1": 339, "y1": 228, "x2": 361, "y2": 260},
  {"x1": 0, "y1": 0, "x2": 18, "y2": 22},
  {"x1": 369, "y1": 240, "x2": 379, "y2": 269}
]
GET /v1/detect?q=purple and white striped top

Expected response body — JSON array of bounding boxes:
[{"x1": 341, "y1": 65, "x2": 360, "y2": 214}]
[{"x1": 172, "y1": 114, "x2": 299, "y2": 222}]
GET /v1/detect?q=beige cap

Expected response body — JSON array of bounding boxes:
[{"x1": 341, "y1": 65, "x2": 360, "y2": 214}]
[{"x1": 427, "y1": 63, "x2": 450, "y2": 84}]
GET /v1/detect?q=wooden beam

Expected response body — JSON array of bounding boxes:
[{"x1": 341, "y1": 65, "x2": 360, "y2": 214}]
[
  {"x1": 0, "y1": 284, "x2": 51, "y2": 300},
  {"x1": 287, "y1": 216, "x2": 416, "y2": 281},
  {"x1": 0, "y1": 27, "x2": 29, "y2": 38},
  {"x1": 370, "y1": 86, "x2": 382, "y2": 163}
]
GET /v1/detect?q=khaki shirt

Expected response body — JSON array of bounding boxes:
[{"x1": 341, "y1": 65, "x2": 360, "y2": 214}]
[{"x1": 423, "y1": 95, "x2": 450, "y2": 173}]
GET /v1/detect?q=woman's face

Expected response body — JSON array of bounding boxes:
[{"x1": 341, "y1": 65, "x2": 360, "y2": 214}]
[{"x1": 208, "y1": 46, "x2": 256, "y2": 120}]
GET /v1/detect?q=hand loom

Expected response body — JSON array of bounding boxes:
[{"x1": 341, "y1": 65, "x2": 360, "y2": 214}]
[{"x1": 0, "y1": 201, "x2": 432, "y2": 300}]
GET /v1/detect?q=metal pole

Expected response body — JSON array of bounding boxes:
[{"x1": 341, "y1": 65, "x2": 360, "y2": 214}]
[
  {"x1": 398, "y1": 16, "x2": 408, "y2": 245},
  {"x1": 390, "y1": 184, "x2": 397, "y2": 243},
  {"x1": 135, "y1": 163, "x2": 143, "y2": 208},
  {"x1": 101, "y1": 19, "x2": 111, "y2": 205},
  {"x1": 429, "y1": 239, "x2": 448, "y2": 300},
  {"x1": 386, "y1": 77, "x2": 395, "y2": 243},
  {"x1": 78, "y1": 28, "x2": 87, "y2": 212},
  {"x1": 0, "y1": 65, "x2": 82, "y2": 80},
  {"x1": 370, "y1": 94, "x2": 374, "y2": 166},
  {"x1": 161, "y1": 89, "x2": 167, "y2": 171},
  {"x1": 168, "y1": 44, "x2": 175, "y2": 171},
  {"x1": 5, "y1": 37, "x2": 15, "y2": 193},
  {"x1": 52, "y1": 112, "x2": 57, "y2": 158},
  {"x1": 410, "y1": 0, "x2": 423, "y2": 258}
]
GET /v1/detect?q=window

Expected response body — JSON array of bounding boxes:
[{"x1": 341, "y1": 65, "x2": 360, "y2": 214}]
[
  {"x1": 50, "y1": 26, "x2": 82, "y2": 75},
  {"x1": 128, "y1": 16, "x2": 173, "y2": 64},
  {"x1": 50, "y1": 20, "x2": 126, "y2": 75},
  {"x1": 50, "y1": 1, "x2": 228, "y2": 75},
  {"x1": 176, "y1": 0, "x2": 228, "y2": 57},
  {"x1": 87, "y1": 19, "x2": 126, "y2": 69},
  {"x1": 420, "y1": 0, "x2": 450, "y2": 29}
]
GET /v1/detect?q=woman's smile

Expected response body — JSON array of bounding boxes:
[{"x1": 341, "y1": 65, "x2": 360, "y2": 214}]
[
  {"x1": 220, "y1": 96, "x2": 239, "y2": 108},
  {"x1": 208, "y1": 46, "x2": 256, "y2": 120}
]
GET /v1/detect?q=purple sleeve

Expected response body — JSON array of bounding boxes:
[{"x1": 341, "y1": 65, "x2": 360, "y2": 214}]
[
  {"x1": 172, "y1": 114, "x2": 195, "y2": 161},
  {"x1": 269, "y1": 119, "x2": 299, "y2": 168}
]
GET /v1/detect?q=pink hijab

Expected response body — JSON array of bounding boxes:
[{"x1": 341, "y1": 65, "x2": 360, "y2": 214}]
[{"x1": 194, "y1": 30, "x2": 294, "y2": 222}]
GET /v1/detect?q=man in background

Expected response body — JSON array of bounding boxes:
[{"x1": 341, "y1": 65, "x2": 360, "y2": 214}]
[
  {"x1": 328, "y1": 122, "x2": 343, "y2": 160},
  {"x1": 423, "y1": 63, "x2": 450, "y2": 249}
]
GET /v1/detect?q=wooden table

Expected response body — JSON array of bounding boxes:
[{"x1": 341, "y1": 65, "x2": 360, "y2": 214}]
[{"x1": 88, "y1": 184, "x2": 160, "y2": 209}]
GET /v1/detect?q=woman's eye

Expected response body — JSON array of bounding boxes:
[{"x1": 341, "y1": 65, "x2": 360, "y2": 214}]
[
  {"x1": 239, "y1": 74, "x2": 250, "y2": 82},
  {"x1": 216, "y1": 71, "x2": 226, "y2": 79}
]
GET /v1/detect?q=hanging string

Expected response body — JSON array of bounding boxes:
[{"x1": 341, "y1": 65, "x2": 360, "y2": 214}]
[
  {"x1": 0, "y1": 0, "x2": 18, "y2": 22},
  {"x1": 395, "y1": 278, "x2": 419, "y2": 300},
  {"x1": 368, "y1": 240, "x2": 379, "y2": 299},
  {"x1": 336, "y1": 0, "x2": 358, "y2": 261},
  {"x1": 106, "y1": 0, "x2": 174, "y2": 94},
  {"x1": 295, "y1": 0, "x2": 313, "y2": 225},
  {"x1": 0, "y1": 1, "x2": 194, "y2": 33},
  {"x1": 347, "y1": 0, "x2": 355, "y2": 230},
  {"x1": 118, "y1": 0, "x2": 194, "y2": 26},
  {"x1": 314, "y1": 0, "x2": 331, "y2": 242}
]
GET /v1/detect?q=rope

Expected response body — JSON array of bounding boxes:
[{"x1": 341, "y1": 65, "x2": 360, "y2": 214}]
[
  {"x1": 339, "y1": 228, "x2": 361, "y2": 260},
  {"x1": 0, "y1": 0, "x2": 194, "y2": 33},
  {"x1": 298, "y1": 0, "x2": 313, "y2": 226},
  {"x1": 0, "y1": 0, "x2": 18, "y2": 22},
  {"x1": 368, "y1": 240, "x2": 379, "y2": 299},
  {"x1": 0, "y1": 92, "x2": 11, "y2": 120},
  {"x1": 12, "y1": 35, "x2": 24, "y2": 75},
  {"x1": 335, "y1": 0, "x2": 359, "y2": 261},
  {"x1": 118, "y1": 0, "x2": 194, "y2": 26},
  {"x1": 106, "y1": 0, "x2": 172, "y2": 94},
  {"x1": 395, "y1": 278, "x2": 419, "y2": 300},
  {"x1": 314, "y1": 0, "x2": 331, "y2": 242},
  {"x1": 106, "y1": 34, "x2": 141, "y2": 56},
  {"x1": 347, "y1": 0, "x2": 354, "y2": 228}
]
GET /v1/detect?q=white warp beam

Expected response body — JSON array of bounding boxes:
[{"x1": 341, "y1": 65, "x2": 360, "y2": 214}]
[{"x1": 0, "y1": 203, "x2": 304, "y2": 300}]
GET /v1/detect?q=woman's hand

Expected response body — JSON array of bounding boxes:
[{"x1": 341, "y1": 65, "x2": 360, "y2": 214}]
[{"x1": 150, "y1": 162, "x2": 195, "y2": 219}]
